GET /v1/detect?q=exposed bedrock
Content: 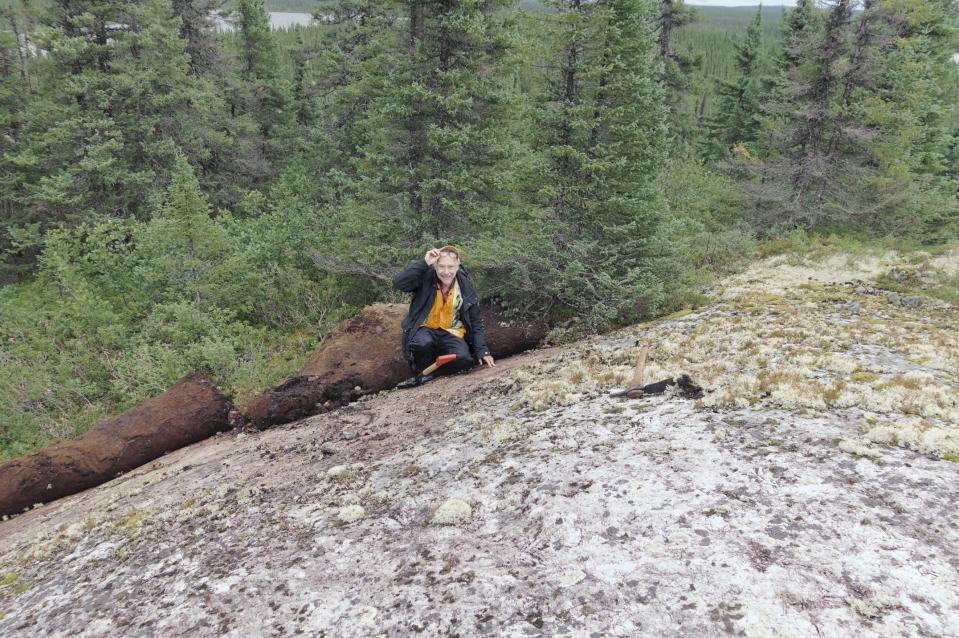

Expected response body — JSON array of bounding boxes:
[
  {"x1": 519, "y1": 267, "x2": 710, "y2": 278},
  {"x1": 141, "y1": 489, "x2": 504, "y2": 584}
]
[
  {"x1": 243, "y1": 302, "x2": 547, "y2": 429},
  {"x1": 0, "y1": 375, "x2": 231, "y2": 517}
]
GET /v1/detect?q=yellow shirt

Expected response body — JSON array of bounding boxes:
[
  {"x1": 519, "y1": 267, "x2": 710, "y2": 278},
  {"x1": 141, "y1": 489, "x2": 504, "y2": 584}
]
[{"x1": 421, "y1": 280, "x2": 466, "y2": 338}]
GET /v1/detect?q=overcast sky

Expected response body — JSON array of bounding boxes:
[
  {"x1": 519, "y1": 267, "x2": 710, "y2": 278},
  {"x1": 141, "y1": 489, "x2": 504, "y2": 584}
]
[{"x1": 690, "y1": 1, "x2": 797, "y2": 6}]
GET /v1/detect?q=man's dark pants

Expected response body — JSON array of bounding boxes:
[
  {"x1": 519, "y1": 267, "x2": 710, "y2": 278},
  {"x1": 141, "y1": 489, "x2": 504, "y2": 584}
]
[{"x1": 410, "y1": 328, "x2": 474, "y2": 376}]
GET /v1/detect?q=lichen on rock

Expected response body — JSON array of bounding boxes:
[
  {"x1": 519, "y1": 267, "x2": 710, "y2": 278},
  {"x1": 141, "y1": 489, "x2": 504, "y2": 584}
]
[
  {"x1": 837, "y1": 438, "x2": 882, "y2": 460},
  {"x1": 337, "y1": 505, "x2": 366, "y2": 525},
  {"x1": 431, "y1": 498, "x2": 472, "y2": 526},
  {"x1": 1, "y1": 243, "x2": 957, "y2": 637}
]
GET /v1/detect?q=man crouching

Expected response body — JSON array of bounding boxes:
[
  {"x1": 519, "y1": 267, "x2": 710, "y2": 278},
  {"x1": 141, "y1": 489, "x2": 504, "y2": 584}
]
[{"x1": 393, "y1": 245, "x2": 495, "y2": 386}]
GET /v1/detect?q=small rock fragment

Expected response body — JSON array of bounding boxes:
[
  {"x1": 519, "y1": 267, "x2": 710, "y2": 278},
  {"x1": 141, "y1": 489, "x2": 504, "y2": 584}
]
[{"x1": 558, "y1": 569, "x2": 587, "y2": 587}]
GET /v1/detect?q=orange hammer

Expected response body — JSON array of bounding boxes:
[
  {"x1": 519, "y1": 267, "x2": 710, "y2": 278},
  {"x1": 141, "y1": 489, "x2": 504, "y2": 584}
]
[{"x1": 422, "y1": 354, "x2": 457, "y2": 376}]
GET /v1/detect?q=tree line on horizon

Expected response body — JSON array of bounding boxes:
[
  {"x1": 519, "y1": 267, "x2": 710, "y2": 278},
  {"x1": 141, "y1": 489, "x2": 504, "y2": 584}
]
[{"x1": 0, "y1": 0, "x2": 956, "y2": 458}]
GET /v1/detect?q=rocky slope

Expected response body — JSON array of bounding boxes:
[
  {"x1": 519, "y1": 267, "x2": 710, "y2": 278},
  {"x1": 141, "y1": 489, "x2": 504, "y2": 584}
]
[{"x1": 1, "y1": 248, "x2": 957, "y2": 637}]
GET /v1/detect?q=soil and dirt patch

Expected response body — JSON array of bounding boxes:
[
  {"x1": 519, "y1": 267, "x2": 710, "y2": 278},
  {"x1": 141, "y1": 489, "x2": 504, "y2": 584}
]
[
  {"x1": 0, "y1": 376, "x2": 230, "y2": 518},
  {"x1": 244, "y1": 303, "x2": 546, "y2": 429},
  {"x1": 0, "y1": 303, "x2": 546, "y2": 514}
]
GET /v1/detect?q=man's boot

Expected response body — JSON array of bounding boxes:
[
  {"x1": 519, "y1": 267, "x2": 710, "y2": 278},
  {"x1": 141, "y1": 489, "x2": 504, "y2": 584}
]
[{"x1": 396, "y1": 372, "x2": 435, "y2": 389}]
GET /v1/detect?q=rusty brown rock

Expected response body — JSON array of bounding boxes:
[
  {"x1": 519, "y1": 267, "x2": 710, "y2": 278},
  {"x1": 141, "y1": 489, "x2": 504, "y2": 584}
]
[
  {"x1": 244, "y1": 303, "x2": 546, "y2": 429},
  {"x1": 0, "y1": 375, "x2": 231, "y2": 517}
]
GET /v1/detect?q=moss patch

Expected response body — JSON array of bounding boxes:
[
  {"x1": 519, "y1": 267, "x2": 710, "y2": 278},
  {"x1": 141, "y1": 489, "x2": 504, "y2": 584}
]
[
  {"x1": 400, "y1": 463, "x2": 422, "y2": 477},
  {"x1": 117, "y1": 511, "x2": 145, "y2": 535},
  {"x1": 10, "y1": 582, "x2": 31, "y2": 595}
]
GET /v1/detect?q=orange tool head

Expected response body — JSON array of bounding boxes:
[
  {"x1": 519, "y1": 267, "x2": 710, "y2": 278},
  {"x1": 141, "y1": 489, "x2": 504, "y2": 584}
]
[
  {"x1": 435, "y1": 354, "x2": 457, "y2": 366},
  {"x1": 421, "y1": 353, "x2": 458, "y2": 376}
]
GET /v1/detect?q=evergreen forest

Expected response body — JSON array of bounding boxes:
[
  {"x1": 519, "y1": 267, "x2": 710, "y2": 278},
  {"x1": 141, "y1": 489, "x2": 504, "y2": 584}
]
[{"x1": 1, "y1": 0, "x2": 957, "y2": 460}]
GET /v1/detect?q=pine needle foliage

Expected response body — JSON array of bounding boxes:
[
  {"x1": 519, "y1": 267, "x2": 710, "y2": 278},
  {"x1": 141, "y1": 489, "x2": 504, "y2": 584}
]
[{"x1": 482, "y1": 0, "x2": 671, "y2": 326}]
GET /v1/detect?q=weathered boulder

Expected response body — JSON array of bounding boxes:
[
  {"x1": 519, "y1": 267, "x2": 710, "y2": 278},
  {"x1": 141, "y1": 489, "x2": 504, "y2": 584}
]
[
  {"x1": 0, "y1": 375, "x2": 231, "y2": 517},
  {"x1": 243, "y1": 302, "x2": 546, "y2": 429}
]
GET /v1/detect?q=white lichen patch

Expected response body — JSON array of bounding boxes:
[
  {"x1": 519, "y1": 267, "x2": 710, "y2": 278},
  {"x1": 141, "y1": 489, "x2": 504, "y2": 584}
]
[
  {"x1": 861, "y1": 418, "x2": 959, "y2": 459},
  {"x1": 516, "y1": 355, "x2": 636, "y2": 412},
  {"x1": 719, "y1": 252, "x2": 895, "y2": 299},
  {"x1": 327, "y1": 465, "x2": 350, "y2": 479},
  {"x1": 480, "y1": 418, "x2": 537, "y2": 445},
  {"x1": 286, "y1": 504, "x2": 326, "y2": 526},
  {"x1": 336, "y1": 505, "x2": 366, "y2": 525},
  {"x1": 569, "y1": 258, "x2": 958, "y2": 460},
  {"x1": 458, "y1": 246, "x2": 957, "y2": 462},
  {"x1": 431, "y1": 498, "x2": 472, "y2": 526},
  {"x1": 847, "y1": 594, "x2": 902, "y2": 619},
  {"x1": 353, "y1": 606, "x2": 378, "y2": 626},
  {"x1": 59, "y1": 521, "x2": 89, "y2": 541},
  {"x1": 838, "y1": 438, "x2": 883, "y2": 460},
  {"x1": 327, "y1": 463, "x2": 365, "y2": 480},
  {"x1": 927, "y1": 247, "x2": 959, "y2": 276}
]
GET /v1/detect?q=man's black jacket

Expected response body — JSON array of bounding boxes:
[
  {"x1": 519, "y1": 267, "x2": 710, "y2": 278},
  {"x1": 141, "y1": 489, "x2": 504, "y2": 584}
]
[{"x1": 392, "y1": 259, "x2": 490, "y2": 369}]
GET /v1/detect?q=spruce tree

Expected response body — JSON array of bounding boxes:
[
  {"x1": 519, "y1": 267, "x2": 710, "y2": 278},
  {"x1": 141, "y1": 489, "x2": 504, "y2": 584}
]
[
  {"x1": 778, "y1": 0, "x2": 819, "y2": 71},
  {"x1": 313, "y1": 0, "x2": 521, "y2": 274},
  {"x1": 236, "y1": 0, "x2": 283, "y2": 130},
  {"x1": 237, "y1": 0, "x2": 276, "y2": 79},
  {"x1": 231, "y1": 0, "x2": 288, "y2": 162},
  {"x1": 655, "y1": 0, "x2": 700, "y2": 139},
  {"x1": 855, "y1": 0, "x2": 959, "y2": 238},
  {"x1": 704, "y1": 5, "x2": 765, "y2": 158},
  {"x1": 303, "y1": 0, "x2": 398, "y2": 184},
  {"x1": 743, "y1": 0, "x2": 849, "y2": 230},
  {"x1": 171, "y1": 0, "x2": 225, "y2": 74},
  {"x1": 504, "y1": 0, "x2": 670, "y2": 323},
  {"x1": 136, "y1": 154, "x2": 233, "y2": 309},
  {"x1": 748, "y1": 0, "x2": 959, "y2": 239},
  {"x1": 171, "y1": 0, "x2": 274, "y2": 207},
  {"x1": 3, "y1": 0, "x2": 225, "y2": 227},
  {"x1": 0, "y1": 3, "x2": 31, "y2": 279},
  {"x1": 401, "y1": 0, "x2": 519, "y2": 237},
  {"x1": 757, "y1": 0, "x2": 820, "y2": 154},
  {"x1": 790, "y1": 0, "x2": 854, "y2": 207}
]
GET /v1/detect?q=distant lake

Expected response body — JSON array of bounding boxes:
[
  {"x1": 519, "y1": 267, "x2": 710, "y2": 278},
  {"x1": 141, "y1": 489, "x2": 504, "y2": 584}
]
[{"x1": 214, "y1": 12, "x2": 315, "y2": 31}]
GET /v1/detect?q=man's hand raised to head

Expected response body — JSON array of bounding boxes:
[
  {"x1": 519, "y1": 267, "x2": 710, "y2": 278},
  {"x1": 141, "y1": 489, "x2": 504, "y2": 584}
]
[{"x1": 424, "y1": 249, "x2": 442, "y2": 266}]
